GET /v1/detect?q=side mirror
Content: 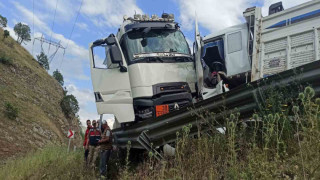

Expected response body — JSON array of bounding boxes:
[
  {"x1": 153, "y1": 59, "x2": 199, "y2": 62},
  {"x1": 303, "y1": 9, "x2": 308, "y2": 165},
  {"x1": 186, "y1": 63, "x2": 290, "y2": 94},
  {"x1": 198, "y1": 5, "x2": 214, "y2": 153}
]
[
  {"x1": 109, "y1": 45, "x2": 127, "y2": 72},
  {"x1": 109, "y1": 45, "x2": 123, "y2": 64},
  {"x1": 106, "y1": 35, "x2": 116, "y2": 45}
]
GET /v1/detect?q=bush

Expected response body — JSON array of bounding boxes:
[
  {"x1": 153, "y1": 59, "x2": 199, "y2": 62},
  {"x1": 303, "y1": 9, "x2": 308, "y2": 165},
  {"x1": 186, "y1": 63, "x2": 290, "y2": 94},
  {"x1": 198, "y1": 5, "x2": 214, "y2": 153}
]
[
  {"x1": 5, "y1": 102, "x2": 19, "y2": 120},
  {"x1": 3, "y1": 30, "x2": 9, "y2": 39},
  {"x1": 52, "y1": 69, "x2": 64, "y2": 86},
  {"x1": 0, "y1": 54, "x2": 13, "y2": 65},
  {"x1": 60, "y1": 94, "x2": 79, "y2": 118},
  {"x1": 36, "y1": 52, "x2": 49, "y2": 70}
]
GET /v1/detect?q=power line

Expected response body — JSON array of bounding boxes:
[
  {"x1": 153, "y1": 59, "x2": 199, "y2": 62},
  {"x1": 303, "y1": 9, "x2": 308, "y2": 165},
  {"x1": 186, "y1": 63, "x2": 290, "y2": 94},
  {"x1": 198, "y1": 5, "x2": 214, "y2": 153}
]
[
  {"x1": 59, "y1": 0, "x2": 84, "y2": 69},
  {"x1": 48, "y1": 0, "x2": 60, "y2": 55},
  {"x1": 32, "y1": 0, "x2": 34, "y2": 57}
]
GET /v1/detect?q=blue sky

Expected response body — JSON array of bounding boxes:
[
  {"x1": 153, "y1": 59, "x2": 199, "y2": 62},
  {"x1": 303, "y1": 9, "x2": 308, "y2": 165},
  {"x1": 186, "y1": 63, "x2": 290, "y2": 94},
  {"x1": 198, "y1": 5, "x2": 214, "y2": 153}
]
[{"x1": 0, "y1": 0, "x2": 311, "y2": 125}]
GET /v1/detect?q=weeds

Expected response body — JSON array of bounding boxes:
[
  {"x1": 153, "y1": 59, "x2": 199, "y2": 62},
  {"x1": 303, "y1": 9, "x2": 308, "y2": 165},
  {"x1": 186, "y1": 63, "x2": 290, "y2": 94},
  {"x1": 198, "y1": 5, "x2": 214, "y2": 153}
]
[{"x1": 120, "y1": 86, "x2": 320, "y2": 179}]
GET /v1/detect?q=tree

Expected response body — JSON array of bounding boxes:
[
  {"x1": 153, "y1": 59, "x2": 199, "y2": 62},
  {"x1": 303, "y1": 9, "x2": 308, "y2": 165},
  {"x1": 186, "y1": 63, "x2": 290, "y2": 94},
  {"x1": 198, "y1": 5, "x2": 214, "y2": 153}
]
[
  {"x1": 3, "y1": 30, "x2": 9, "y2": 39},
  {"x1": 37, "y1": 52, "x2": 49, "y2": 70},
  {"x1": 53, "y1": 69, "x2": 64, "y2": 86},
  {"x1": 60, "y1": 94, "x2": 79, "y2": 118},
  {"x1": 0, "y1": 15, "x2": 7, "y2": 28},
  {"x1": 14, "y1": 22, "x2": 31, "y2": 44}
]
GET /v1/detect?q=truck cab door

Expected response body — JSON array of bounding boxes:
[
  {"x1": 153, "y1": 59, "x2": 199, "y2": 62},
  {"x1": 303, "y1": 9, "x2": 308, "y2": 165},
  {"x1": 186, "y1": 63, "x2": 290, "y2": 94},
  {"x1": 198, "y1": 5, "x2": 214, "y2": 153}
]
[
  {"x1": 89, "y1": 35, "x2": 134, "y2": 124},
  {"x1": 224, "y1": 29, "x2": 250, "y2": 76},
  {"x1": 194, "y1": 18, "x2": 204, "y2": 98}
]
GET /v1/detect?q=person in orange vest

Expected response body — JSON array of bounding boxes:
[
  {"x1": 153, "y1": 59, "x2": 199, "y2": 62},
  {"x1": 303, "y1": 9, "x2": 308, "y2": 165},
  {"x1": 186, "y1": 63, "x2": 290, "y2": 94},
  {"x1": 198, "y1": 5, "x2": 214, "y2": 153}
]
[
  {"x1": 83, "y1": 119, "x2": 91, "y2": 165},
  {"x1": 98, "y1": 120, "x2": 113, "y2": 179},
  {"x1": 86, "y1": 120, "x2": 101, "y2": 169}
]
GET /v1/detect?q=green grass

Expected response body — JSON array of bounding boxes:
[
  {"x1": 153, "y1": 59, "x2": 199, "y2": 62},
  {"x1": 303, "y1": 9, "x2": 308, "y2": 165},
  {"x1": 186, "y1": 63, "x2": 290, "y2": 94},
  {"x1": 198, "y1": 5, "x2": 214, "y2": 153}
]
[{"x1": 0, "y1": 146, "x2": 94, "y2": 180}]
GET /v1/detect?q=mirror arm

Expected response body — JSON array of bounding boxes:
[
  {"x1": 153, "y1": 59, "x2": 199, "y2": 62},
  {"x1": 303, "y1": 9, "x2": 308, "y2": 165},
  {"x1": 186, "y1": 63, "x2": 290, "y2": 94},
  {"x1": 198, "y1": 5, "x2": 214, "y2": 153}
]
[{"x1": 119, "y1": 63, "x2": 127, "y2": 72}]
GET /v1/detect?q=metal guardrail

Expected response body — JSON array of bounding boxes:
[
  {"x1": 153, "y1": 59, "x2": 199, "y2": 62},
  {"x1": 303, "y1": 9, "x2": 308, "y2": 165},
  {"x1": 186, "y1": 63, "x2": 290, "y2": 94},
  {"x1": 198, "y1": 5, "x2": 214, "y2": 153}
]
[{"x1": 113, "y1": 60, "x2": 320, "y2": 149}]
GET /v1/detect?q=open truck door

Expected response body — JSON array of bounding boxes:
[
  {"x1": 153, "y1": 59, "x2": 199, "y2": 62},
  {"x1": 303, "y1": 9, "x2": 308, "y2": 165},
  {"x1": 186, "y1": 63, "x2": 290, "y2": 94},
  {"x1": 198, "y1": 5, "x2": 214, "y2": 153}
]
[
  {"x1": 89, "y1": 35, "x2": 134, "y2": 124},
  {"x1": 194, "y1": 17, "x2": 231, "y2": 100},
  {"x1": 194, "y1": 16, "x2": 204, "y2": 99}
]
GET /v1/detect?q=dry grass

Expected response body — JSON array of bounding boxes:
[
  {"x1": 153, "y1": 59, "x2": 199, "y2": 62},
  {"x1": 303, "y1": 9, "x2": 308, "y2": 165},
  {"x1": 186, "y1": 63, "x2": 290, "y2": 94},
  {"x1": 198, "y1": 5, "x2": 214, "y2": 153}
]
[{"x1": 120, "y1": 87, "x2": 320, "y2": 179}]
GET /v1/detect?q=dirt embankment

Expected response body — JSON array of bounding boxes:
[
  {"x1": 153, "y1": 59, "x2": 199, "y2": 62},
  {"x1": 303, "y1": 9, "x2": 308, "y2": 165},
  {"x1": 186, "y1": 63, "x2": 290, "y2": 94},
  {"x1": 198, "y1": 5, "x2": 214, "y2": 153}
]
[{"x1": 0, "y1": 29, "x2": 82, "y2": 162}]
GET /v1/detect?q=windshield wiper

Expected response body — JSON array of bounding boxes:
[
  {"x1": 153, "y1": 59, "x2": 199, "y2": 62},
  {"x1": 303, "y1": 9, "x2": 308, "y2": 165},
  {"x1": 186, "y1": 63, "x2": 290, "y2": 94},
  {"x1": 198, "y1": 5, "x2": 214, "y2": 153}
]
[
  {"x1": 173, "y1": 56, "x2": 193, "y2": 62},
  {"x1": 148, "y1": 57, "x2": 164, "y2": 63},
  {"x1": 132, "y1": 56, "x2": 164, "y2": 63},
  {"x1": 169, "y1": 48, "x2": 177, "y2": 52}
]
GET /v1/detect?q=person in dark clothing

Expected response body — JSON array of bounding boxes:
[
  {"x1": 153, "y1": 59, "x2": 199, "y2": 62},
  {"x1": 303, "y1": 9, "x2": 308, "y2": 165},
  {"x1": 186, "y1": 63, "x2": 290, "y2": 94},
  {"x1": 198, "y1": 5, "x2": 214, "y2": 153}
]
[
  {"x1": 83, "y1": 119, "x2": 91, "y2": 164},
  {"x1": 98, "y1": 120, "x2": 113, "y2": 179},
  {"x1": 86, "y1": 120, "x2": 101, "y2": 169}
]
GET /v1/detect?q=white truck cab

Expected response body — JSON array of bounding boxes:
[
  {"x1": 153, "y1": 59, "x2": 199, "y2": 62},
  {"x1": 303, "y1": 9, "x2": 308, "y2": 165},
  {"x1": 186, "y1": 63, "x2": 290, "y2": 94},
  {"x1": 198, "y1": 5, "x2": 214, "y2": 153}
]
[{"x1": 89, "y1": 14, "x2": 196, "y2": 126}]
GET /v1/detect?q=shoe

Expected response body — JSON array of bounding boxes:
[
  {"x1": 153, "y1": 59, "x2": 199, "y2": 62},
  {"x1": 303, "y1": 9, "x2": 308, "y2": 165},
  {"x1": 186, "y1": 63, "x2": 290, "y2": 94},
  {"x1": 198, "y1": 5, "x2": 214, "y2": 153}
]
[{"x1": 100, "y1": 175, "x2": 107, "y2": 180}]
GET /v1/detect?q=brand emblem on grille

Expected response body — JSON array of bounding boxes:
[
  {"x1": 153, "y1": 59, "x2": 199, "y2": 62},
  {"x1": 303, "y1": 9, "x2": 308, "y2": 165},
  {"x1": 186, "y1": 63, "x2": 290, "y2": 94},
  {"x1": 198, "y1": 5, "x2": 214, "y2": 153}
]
[{"x1": 174, "y1": 103, "x2": 180, "y2": 110}]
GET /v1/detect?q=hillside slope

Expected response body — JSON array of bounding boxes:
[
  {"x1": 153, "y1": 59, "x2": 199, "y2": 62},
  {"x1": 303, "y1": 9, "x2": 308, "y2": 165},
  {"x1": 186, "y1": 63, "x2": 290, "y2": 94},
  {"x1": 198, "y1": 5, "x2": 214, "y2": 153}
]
[{"x1": 0, "y1": 29, "x2": 81, "y2": 162}]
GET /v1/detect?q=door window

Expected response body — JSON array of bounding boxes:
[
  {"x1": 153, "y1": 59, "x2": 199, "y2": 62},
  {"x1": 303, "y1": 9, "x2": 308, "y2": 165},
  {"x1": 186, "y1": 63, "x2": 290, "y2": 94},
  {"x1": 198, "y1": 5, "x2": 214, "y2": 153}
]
[
  {"x1": 227, "y1": 32, "x2": 242, "y2": 54},
  {"x1": 92, "y1": 45, "x2": 108, "y2": 69}
]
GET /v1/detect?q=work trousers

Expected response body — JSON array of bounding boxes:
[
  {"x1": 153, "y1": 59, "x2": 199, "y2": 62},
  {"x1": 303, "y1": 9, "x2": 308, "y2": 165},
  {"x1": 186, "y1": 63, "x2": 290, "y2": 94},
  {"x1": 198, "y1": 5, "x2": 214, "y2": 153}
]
[
  {"x1": 100, "y1": 149, "x2": 112, "y2": 176},
  {"x1": 84, "y1": 149, "x2": 89, "y2": 164},
  {"x1": 87, "y1": 145, "x2": 100, "y2": 168}
]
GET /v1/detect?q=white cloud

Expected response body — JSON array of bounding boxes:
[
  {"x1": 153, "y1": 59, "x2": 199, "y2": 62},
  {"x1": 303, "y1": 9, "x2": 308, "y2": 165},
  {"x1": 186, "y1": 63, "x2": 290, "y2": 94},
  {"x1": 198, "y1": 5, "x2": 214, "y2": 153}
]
[
  {"x1": 177, "y1": 0, "x2": 250, "y2": 33},
  {"x1": 76, "y1": 22, "x2": 89, "y2": 31},
  {"x1": 66, "y1": 84, "x2": 94, "y2": 107},
  {"x1": 81, "y1": 0, "x2": 143, "y2": 28},
  {"x1": 176, "y1": 0, "x2": 313, "y2": 34},
  {"x1": 42, "y1": 0, "x2": 77, "y2": 22}
]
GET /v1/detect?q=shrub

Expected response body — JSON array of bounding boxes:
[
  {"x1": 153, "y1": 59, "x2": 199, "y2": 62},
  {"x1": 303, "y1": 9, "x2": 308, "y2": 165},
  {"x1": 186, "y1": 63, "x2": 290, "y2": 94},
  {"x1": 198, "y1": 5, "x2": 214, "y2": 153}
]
[
  {"x1": 60, "y1": 94, "x2": 79, "y2": 118},
  {"x1": 52, "y1": 69, "x2": 64, "y2": 86},
  {"x1": 36, "y1": 52, "x2": 49, "y2": 70},
  {"x1": 5, "y1": 102, "x2": 19, "y2": 120},
  {"x1": 0, "y1": 54, "x2": 12, "y2": 65},
  {"x1": 3, "y1": 30, "x2": 9, "y2": 39}
]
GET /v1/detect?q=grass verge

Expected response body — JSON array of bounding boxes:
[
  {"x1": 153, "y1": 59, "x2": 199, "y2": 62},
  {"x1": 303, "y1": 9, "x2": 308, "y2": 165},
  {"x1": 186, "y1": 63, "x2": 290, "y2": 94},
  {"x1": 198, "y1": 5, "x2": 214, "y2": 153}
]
[{"x1": 0, "y1": 146, "x2": 93, "y2": 180}]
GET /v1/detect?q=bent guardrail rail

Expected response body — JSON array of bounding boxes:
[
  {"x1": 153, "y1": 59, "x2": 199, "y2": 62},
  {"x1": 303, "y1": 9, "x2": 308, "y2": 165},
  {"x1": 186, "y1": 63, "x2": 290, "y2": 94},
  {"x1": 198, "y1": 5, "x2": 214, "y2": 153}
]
[{"x1": 113, "y1": 60, "x2": 320, "y2": 149}]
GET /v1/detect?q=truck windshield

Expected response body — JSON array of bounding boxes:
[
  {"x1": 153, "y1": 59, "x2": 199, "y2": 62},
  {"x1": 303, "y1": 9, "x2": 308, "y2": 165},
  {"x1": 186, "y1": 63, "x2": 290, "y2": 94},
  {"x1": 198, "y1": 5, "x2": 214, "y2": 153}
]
[{"x1": 122, "y1": 29, "x2": 190, "y2": 62}]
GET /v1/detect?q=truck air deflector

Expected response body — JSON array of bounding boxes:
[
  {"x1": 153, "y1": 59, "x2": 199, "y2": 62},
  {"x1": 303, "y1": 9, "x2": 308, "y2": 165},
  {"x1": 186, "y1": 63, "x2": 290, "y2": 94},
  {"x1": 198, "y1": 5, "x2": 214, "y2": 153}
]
[{"x1": 124, "y1": 22, "x2": 176, "y2": 32}]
